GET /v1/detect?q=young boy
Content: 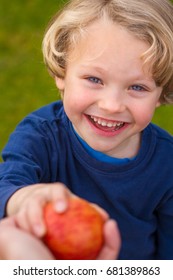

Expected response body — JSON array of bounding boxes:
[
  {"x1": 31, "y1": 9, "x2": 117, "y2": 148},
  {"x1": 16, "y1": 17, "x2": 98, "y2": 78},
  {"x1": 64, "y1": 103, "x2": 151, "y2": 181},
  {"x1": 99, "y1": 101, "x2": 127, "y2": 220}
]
[{"x1": 0, "y1": 0, "x2": 173, "y2": 259}]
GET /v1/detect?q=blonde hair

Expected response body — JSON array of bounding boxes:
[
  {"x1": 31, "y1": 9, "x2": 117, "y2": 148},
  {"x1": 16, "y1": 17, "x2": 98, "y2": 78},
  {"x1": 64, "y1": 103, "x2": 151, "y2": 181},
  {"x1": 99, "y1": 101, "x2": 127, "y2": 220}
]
[{"x1": 42, "y1": 0, "x2": 173, "y2": 104}]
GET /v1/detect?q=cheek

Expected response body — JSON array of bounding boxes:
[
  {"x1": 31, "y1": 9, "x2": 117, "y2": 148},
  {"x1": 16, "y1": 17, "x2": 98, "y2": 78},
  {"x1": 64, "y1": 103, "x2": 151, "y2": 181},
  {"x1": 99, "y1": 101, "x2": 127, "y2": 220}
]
[
  {"x1": 64, "y1": 87, "x2": 92, "y2": 112},
  {"x1": 133, "y1": 104, "x2": 157, "y2": 128},
  {"x1": 63, "y1": 92, "x2": 86, "y2": 122}
]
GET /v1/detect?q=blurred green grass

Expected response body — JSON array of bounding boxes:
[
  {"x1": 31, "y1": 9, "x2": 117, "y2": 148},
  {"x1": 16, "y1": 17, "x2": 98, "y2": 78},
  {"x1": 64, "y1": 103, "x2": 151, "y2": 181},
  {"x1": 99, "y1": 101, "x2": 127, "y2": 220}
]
[
  {"x1": 0, "y1": 0, "x2": 173, "y2": 160},
  {"x1": 0, "y1": 0, "x2": 65, "y2": 159}
]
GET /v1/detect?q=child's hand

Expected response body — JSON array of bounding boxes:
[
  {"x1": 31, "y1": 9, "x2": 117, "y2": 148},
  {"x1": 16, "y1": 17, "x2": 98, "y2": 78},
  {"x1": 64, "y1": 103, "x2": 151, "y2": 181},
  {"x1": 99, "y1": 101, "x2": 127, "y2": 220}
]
[
  {"x1": 0, "y1": 216, "x2": 54, "y2": 260},
  {"x1": 7, "y1": 182, "x2": 121, "y2": 259},
  {"x1": 7, "y1": 182, "x2": 73, "y2": 237},
  {"x1": 97, "y1": 219, "x2": 121, "y2": 259}
]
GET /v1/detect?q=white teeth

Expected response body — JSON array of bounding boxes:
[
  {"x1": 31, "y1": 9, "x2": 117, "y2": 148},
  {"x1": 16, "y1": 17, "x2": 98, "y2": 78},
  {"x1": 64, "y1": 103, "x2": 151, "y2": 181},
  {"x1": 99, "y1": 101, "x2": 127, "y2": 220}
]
[
  {"x1": 98, "y1": 120, "x2": 107, "y2": 126},
  {"x1": 107, "y1": 122, "x2": 113, "y2": 128},
  {"x1": 90, "y1": 116, "x2": 124, "y2": 128}
]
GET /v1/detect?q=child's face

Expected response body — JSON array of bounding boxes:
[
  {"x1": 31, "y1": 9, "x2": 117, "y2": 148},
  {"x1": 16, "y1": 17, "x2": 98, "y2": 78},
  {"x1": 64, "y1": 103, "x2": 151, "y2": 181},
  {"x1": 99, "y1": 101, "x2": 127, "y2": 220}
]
[{"x1": 56, "y1": 19, "x2": 162, "y2": 158}]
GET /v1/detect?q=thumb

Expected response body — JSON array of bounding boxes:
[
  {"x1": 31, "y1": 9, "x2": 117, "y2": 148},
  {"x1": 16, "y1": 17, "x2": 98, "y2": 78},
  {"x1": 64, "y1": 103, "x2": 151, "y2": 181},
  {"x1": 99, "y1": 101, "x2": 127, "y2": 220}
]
[{"x1": 97, "y1": 220, "x2": 121, "y2": 260}]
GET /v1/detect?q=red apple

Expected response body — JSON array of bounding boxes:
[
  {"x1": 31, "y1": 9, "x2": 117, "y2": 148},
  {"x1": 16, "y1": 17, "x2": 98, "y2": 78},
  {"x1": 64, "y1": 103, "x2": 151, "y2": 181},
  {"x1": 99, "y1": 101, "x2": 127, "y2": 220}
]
[{"x1": 43, "y1": 197, "x2": 104, "y2": 260}]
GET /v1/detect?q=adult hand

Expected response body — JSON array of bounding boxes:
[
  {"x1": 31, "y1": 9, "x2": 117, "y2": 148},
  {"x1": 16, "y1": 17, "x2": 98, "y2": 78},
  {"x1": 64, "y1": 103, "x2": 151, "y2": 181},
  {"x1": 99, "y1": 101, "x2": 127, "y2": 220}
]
[{"x1": 0, "y1": 216, "x2": 54, "y2": 260}]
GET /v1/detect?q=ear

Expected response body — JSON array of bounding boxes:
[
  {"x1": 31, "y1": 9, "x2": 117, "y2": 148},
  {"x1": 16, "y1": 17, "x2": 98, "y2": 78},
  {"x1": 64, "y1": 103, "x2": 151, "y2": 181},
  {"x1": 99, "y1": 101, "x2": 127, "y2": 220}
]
[
  {"x1": 156, "y1": 100, "x2": 161, "y2": 108},
  {"x1": 55, "y1": 76, "x2": 65, "y2": 91}
]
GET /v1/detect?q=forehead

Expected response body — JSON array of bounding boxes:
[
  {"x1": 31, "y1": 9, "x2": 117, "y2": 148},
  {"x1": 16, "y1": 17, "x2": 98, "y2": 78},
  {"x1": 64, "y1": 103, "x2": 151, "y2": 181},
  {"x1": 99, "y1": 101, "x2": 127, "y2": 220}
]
[
  {"x1": 69, "y1": 18, "x2": 149, "y2": 57},
  {"x1": 67, "y1": 19, "x2": 151, "y2": 75}
]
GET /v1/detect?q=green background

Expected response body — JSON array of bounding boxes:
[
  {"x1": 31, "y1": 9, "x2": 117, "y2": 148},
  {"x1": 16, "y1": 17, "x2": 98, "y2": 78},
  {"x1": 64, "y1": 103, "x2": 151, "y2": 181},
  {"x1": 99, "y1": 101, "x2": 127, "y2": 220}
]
[{"x1": 0, "y1": 0, "x2": 173, "y2": 160}]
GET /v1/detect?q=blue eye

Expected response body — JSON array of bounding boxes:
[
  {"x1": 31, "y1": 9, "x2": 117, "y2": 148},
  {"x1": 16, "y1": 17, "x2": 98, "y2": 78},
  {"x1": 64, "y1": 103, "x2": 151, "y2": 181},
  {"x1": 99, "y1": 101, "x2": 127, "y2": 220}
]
[
  {"x1": 130, "y1": 85, "x2": 146, "y2": 91},
  {"x1": 87, "y1": 77, "x2": 102, "y2": 84}
]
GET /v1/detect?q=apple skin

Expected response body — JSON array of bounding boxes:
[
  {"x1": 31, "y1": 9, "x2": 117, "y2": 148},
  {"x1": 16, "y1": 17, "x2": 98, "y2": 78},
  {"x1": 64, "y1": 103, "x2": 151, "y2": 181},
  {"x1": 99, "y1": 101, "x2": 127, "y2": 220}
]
[{"x1": 43, "y1": 197, "x2": 104, "y2": 260}]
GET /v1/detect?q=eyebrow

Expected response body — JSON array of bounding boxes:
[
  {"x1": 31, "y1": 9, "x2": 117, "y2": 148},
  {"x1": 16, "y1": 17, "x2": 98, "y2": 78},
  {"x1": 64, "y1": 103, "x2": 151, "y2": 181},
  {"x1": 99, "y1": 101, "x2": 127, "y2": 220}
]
[{"x1": 80, "y1": 64, "x2": 107, "y2": 74}]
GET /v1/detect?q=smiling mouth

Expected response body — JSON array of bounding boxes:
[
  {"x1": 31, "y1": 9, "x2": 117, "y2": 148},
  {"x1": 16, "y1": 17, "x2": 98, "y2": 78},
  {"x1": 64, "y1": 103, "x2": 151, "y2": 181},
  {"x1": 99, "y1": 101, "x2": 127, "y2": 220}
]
[{"x1": 87, "y1": 115, "x2": 125, "y2": 132}]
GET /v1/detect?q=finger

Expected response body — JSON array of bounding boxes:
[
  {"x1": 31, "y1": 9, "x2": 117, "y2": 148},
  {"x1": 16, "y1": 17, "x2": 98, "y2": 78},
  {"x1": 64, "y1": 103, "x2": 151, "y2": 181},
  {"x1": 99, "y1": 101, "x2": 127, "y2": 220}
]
[
  {"x1": 15, "y1": 206, "x2": 34, "y2": 234},
  {"x1": 97, "y1": 220, "x2": 121, "y2": 260},
  {"x1": 50, "y1": 183, "x2": 73, "y2": 213},
  {"x1": 26, "y1": 196, "x2": 47, "y2": 237},
  {"x1": 15, "y1": 195, "x2": 46, "y2": 236}
]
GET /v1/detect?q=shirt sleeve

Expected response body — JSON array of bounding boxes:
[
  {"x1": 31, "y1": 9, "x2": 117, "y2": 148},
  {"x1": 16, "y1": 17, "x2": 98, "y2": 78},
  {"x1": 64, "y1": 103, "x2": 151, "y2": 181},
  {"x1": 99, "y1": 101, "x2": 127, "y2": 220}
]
[{"x1": 0, "y1": 116, "x2": 56, "y2": 218}]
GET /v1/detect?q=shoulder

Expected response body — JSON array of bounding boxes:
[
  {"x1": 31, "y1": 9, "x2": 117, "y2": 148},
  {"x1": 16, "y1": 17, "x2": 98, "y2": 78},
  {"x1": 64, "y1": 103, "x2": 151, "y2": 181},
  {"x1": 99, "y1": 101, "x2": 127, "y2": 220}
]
[
  {"x1": 138, "y1": 123, "x2": 173, "y2": 169},
  {"x1": 28, "y1": 100, "x2": 64, "y2": 123},
  {"x1": 149, "y1": 123, "x2": 173, "y2": 146},
  {"x1": 3, "y1": 101, "x2": 67, "y2": 152},
  {"x1": 145, "y1": 123, "x2": 173, "y2": 166},
  {"x1": 15, "y1": 100, "x2": 66, "y2": 133}
]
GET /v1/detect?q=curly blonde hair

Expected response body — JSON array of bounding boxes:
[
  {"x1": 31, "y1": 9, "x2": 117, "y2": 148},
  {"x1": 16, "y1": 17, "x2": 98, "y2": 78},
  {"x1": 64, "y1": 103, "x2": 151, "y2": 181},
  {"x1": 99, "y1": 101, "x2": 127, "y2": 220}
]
[{"x1": 42, "y1": 0, "x2": 173, "y2": 104}]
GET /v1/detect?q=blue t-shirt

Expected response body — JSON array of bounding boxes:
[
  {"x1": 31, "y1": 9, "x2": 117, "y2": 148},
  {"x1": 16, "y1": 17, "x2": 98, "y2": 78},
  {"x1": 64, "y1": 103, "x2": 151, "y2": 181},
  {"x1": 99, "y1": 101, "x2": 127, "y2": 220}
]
[{"x1": 1, "y1": 101, "x2": 173, "y2": 260}]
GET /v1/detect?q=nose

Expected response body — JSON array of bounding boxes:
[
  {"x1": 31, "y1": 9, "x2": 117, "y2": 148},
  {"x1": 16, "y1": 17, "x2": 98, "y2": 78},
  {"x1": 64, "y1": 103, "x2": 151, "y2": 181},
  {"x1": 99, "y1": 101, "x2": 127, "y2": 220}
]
[{"x1": 98, "y1": 88, "x2": 126, "y2": 113}]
